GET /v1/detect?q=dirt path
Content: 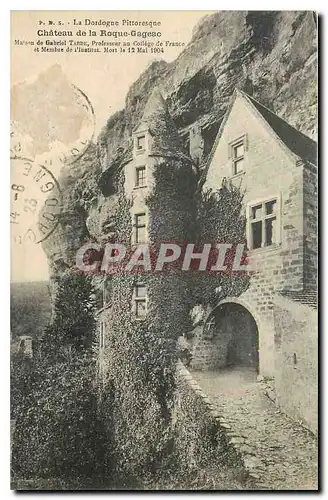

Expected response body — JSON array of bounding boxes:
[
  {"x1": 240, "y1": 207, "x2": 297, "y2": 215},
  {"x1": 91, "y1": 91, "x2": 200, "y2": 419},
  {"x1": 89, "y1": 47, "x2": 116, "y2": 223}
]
[{"x1": 191, "y1": 368, "x2": 318, "y2": 490}]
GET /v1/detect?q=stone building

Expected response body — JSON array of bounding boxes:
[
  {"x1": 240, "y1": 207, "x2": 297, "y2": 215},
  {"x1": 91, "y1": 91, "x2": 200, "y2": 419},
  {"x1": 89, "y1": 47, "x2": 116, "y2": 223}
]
[
  {"x1": 96, "y1": 87, "x2": 193, "y2": 374},
  {"x1": 193, "y1": 89, "x2": 317, "y2": 432},
  {"x1": 96, "y1": 87, "x2": 317, "y2": 432}
]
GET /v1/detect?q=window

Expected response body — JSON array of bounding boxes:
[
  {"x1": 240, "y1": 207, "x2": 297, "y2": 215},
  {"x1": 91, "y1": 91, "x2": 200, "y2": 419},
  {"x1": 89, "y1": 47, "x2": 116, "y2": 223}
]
[
  {"x1": 99, "y1": 321, "x2": 105, "y2": 349},
  {"x1": 134, "y1": 213, "x2": 146, "y2": 243},
  {"x1": 134, "y1": 283, "x2": 147, "y2": 319},
  {"x1": 136, "y1": 166, "x2": 146, "y2": 187},
  {"x1": 232, "y1": 141, "x2": 244, "y2": 175},
  {"x1": 18, "y1": 338, "x2": 32, "y2": 356},
  {"x1": 248, "y1": 198, "x2": 278, "y2": 250},
  {"x1": 136, "y1": 135, "x2": 146, "y2": 151}
]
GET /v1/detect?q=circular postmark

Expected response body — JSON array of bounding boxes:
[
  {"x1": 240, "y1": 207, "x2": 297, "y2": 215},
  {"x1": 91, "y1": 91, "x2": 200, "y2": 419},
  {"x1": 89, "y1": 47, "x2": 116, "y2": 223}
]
[
  {"x1": 11, "y1": 158, "x2": 63, "y2": 244},
  {"x1": 11, "y1": 69, "x2": 96, "y2": 167}
]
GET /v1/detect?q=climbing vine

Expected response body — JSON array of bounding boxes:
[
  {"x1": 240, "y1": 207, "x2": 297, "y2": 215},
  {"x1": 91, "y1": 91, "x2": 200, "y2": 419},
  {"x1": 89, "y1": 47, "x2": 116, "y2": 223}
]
[
  {"x1": 99, "y1": 159, "x2": 197, "y2": 483},
  {"x1": 189, "y1": 179, "x2": 250, "y2": 311}
]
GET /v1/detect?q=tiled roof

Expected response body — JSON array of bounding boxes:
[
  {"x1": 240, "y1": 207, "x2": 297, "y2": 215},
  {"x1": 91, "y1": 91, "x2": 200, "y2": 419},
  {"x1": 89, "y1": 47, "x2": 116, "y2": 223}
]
[{"x1": 240, "y1": 91, "x2": 317, "y2": 166}]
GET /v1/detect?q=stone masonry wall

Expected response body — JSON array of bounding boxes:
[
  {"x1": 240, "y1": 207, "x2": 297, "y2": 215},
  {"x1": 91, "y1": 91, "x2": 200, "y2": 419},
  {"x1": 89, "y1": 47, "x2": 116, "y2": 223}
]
[
  {"x1": 192, "y1": 334, "x2": 230, "y2": 372},
  {"x1": 303, "y1": 162, "x2": 318, "y2": 291},
  {"x1": 273, "y1": 295, "x2": 318, "y2": 434}
]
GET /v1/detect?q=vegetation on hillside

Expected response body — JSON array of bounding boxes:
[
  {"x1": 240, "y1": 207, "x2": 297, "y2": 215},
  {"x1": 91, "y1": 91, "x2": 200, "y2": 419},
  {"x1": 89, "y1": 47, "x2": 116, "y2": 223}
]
[
  {"x1": 11, "y1": 172, "x2": 249, "y2": 490},
  {"x1": 10, "y1": 281, "x2": 51, "y2": 339},
  {"x1": 11, "y1": 274, "x2": 108, "y2": 488}
]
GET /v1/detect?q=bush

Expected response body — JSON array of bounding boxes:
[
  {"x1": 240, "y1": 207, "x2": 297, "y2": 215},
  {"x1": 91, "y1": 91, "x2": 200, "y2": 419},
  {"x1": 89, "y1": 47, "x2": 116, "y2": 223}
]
[
  {"x1": 11, "y1": 273, "x2": 110, "y2": 488},
  {"x1": 11, "y1": 352, "x2": 108, "y2": 485}
]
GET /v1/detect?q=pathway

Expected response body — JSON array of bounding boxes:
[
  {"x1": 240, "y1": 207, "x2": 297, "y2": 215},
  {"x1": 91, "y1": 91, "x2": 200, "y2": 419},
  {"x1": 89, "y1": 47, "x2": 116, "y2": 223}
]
[{"x1": 191, "y1": 367, "x2": 318, "y2": 490}]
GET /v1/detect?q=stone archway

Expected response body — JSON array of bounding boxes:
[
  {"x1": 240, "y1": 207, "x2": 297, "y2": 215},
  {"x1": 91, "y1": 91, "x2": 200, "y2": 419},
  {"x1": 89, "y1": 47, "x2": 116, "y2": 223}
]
[{"x1": 203, "y1": 302, "x2": 259, "y2": 372}]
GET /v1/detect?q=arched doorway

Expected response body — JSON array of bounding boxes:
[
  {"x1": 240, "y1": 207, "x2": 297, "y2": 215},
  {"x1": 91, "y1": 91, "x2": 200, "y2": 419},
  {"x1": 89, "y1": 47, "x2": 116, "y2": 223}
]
[{"x1": 204, "y1": 302, "x2": 259, "y2": 372}]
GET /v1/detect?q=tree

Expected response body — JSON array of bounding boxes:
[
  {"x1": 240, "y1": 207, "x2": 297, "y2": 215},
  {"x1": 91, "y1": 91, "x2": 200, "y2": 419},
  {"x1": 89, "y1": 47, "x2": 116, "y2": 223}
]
[
  {"x1": 44, "y1": 273, "x2": 97, "y2": 352},
  {"x1": 11, "y1": 273, "x2": 108, "y2": 487},
  {"x1": 11, "y1": 352, "x2": 108, "y2": 484}
]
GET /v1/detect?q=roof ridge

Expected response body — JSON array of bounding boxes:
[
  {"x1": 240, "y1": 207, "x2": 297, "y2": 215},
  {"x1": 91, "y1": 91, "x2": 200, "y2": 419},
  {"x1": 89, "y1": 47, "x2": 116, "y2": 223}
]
[
  {"x1": 238, "y1": 90, "x2": 317, "y2": 165},
  {"x1": 200, "y1": 87, "x2": 317, "y2": 190},
  {"x1": 238, "y1": 89, "x2": 317, "y2": 145}
]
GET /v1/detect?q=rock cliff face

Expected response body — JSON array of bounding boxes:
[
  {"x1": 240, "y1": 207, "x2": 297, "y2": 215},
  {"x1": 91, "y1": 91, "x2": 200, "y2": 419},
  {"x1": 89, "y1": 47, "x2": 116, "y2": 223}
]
[
  {"x1": 43, "y1": 10, "x2": 317, "y2": 274},
  {"x1": 99, "y1": 11, "x2": 317, "y2": 167}
]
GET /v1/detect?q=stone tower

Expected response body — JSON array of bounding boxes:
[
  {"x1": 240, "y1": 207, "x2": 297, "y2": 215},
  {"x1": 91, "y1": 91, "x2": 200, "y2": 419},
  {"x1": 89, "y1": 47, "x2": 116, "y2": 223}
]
[
  {"x1": 120, "y1": 87, "x2": 194, "y2": 322},
  {"x1": 97, "y1": 87, "x2": 195, "y2": 368},
  {"x1": 122, "y1": 87, "x2": 192, "y2": 240},
  {"x1": 96, "y1": 89, "x2": 196, "y2": 471}
]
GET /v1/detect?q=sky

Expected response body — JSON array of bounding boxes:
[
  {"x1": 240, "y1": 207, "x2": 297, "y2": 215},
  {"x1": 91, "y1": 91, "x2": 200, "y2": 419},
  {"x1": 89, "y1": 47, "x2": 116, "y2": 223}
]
[{"x1": 10, "y1": 10, "x2": 210, "y2": 282}]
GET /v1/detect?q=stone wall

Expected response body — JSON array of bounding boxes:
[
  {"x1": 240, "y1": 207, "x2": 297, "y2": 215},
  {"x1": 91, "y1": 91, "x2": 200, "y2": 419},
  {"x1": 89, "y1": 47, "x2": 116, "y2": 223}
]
[
  {"x1": 192, "y1": 336, "x2": 225, "y2": 371},
  {"x1": 303, "y1": 162, "x2": 318, "y2": 290},
  {"x1": 173, "y1": 362, "x2": 259, "y2": 485},
  {"x1": 202, "y1": 93, "x2": 314, "y2": 376},
  {"x1": 273, "y1": 295, "x2": 318, "y2": 434}
]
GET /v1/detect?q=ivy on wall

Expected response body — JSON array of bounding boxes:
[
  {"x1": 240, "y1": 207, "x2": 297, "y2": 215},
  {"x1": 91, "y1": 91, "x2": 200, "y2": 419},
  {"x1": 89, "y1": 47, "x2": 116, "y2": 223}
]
[
  {"x1": 18, "y1": 157, "x2": 251, "y2": 486},
  {"x1": 99, "y1": 161, "x2": 250, "y2": 483},
  {"x1": 190, "y1": 179, "x2": 250, "y2": 311},
  {"x1": 99, "y1": 159, "x2": 196, "y2": 482}
]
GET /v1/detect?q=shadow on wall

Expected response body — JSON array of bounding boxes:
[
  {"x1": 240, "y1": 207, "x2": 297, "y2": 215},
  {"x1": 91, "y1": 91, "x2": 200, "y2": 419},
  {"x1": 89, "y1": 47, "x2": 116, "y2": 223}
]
[
  {"x1": 273, "y1": 295, "x2": 318, "y2": 435},
  {"x1": 191, "y1": 303, "x2": 259, "y2": 372}
]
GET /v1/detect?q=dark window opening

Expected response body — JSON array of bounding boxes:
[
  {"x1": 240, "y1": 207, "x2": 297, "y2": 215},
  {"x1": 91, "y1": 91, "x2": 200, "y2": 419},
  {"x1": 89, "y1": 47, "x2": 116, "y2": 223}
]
[
  {"x1": 134, "y1": 283, "x2": 147, "y2": 318},
  {"x1": 251, "y1": 204, "x2": 262, "y2": 219},
  {"x1": 249, "y1": 198, "x2": 278, "y2": 250},
  {"x1": 135, "y1": 213, "x2": 146, "y2": 243},
  {"x1": 265, "y1": 200, "x2": 276, "y2": 215},
  {"x1": 251, "y1": 221, "x2": 262, "y2": 249},
  {"x1": 136, "y1": 166, "x2": 146, "y2": 187},
  {"x1": 265, "y1": 217, "x2": 276, "y2": 246},
  {"x1": 232, "y1": 141, "x2": 245, "y2": 175},
  {"x1": 137, "y1": 135, "x2": 145, "y2": 151}
]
